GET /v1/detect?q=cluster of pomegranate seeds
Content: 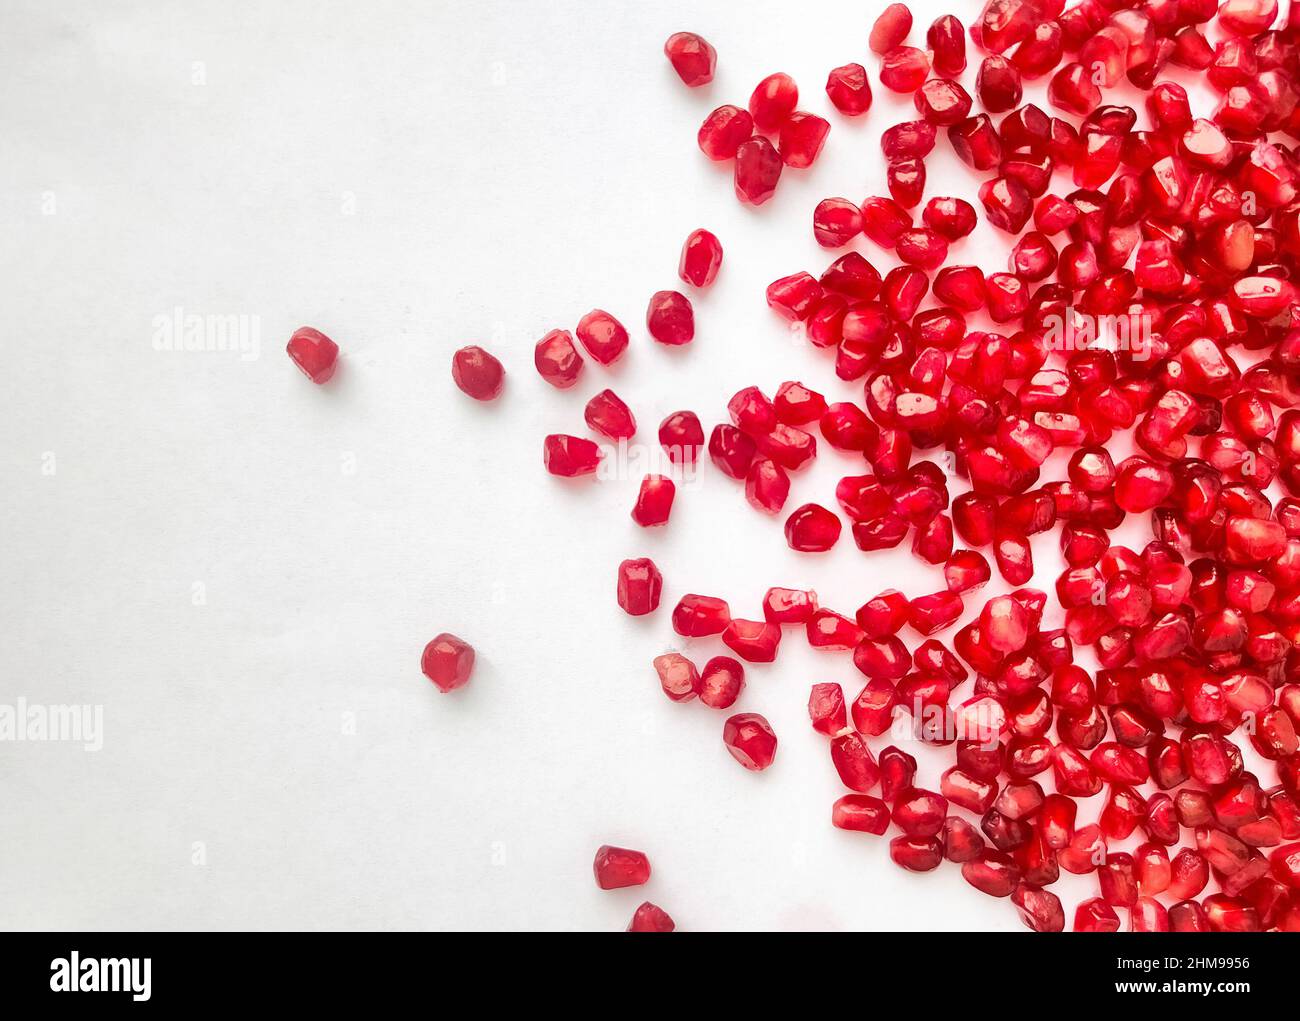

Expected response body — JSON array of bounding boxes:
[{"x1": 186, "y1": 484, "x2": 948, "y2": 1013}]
[{"x1": 361, "y1": 7, "x2": 1300, "y2": 930}]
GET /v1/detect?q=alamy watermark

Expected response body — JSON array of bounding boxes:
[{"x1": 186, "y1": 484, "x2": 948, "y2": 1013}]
[
  {"x1": 1042, "y1": 308, "x2": 1153, "y2": 360},
  {"x1": 0, "y1": 697, "x2": 103, "y2": 751},
  {"x1": 151, "y1": 306, "x2": 260, "y2": 361}
]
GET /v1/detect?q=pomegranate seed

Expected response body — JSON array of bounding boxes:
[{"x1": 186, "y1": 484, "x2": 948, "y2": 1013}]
[
  {"x1": 833, "y1": 795, "x2": 890, "y2": 833},
  {"x1": 748, "y1": 72, "x2": 798, "y2": 132},
  {"x1": 534, "y1": 329, "x2": 583, "y2": 388},
  {"x1": 664, "y1": 32, "x2": 716, "y2": 87},
  {"x1": 891, "y1": 836, "x2": 944, "y2": 871},
  {"x1": 765, "y1": 587, "x2": 817, "y2": 624},
  {"x1": 286, "y1": 326, "x2": 339, "y2": 384},
  {"x1": 627, "y1": 901, "x2": 675, "y2": 932},
  {"x1": 451, "y1": 345, "x2": 505, "y2": 401},
  {"x1": 593, "y1": 845, "x2": 650, "y2": 889},
  {"x1": 654, "y1": 652, "x2": 700, "y2": 703},
  {"x1": 928, "y1": 14, "x2": 967, "y2": 75},
  {"x1": 813, "y1": 198, "x2": 863, "y2": 248},
  {"x1": 584, "y1": 389, "x2": 636, "y2": 441},
  {"x1": 1074, "y1": 898, "x2": 1121, "y2": 932},
  {"x1": 777, "y1": 112, "x2": 830, "y2": 169},
  {"x1": 879, "y1": 47, "x2": 930, "y2": 93},
  {"x1": 735, "y1": 137, "x2": 783, "y2": 205},
  {"x1": 658, "y1": 411, "x2": 704, "y2": 465},
  {"x1": 617, "y1": 558, "x2": 662, "y2": 617},
  {"x1": 698, "y1": 105, "x2": 754, "y2": 161},
  {"x1": 699, "y1": 656, "x2": 744, "y2": 709},
  {"x1": 785, "y1": 503, "x2": 842, "y2": 552},
  {"x1": 672, "y1": 594, "x2": 730, "y2": 637},
  {"x1": 646, "y1": 290, "x2": 694, "y2": 346},
  {"x1": 809, "y1": 682, "x2": 848, "y2": 736},
  {"x1": 543, "y1": 434, "x2": 602, "y2": 477},
  {"x1": 575, "y1": 309, "x2": 629, "y2": 365},
  {"x1": 679, "y1": 229, "x2": 723, "y2": 288},
  {"x1": 870, "y1": 4, "x2": 913, "y2": 53},
  {"x1": 722, "y1": 618, "x2": 782, "y2": 663},
  {"x1": 723, "y1": 713, "x2": 778, "y2": 770},
  {"x1": 1012, "y1": 885, "x2": 1065, "y2": 932},
  {"x1": 420, "y1": 633, "x2": 474, "y2": 693},
  {"x1": 825, "y1": 64, "x2": 873, "y2": 115},
  {"x1": 632, "y1": 475, "x2": 675, "y2": 527}
]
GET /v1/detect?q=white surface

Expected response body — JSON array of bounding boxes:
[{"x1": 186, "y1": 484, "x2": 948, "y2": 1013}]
[{"x1": 0, "y1": 0, "x2": 1218, "y2": 931}]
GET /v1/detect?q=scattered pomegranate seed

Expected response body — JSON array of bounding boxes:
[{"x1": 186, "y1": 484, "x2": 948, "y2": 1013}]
[
  {"x1": 286, "y1": 326, "x2": 339, "y2": 384},
  {"x1": 543, "y1": 434, "x2": 602, "y2": 477},
  {"x1": 748, "y1": 72, "x2": 798, "y2": 132},
  {"x1": 632, "y1": 475, "x2": 675, "y2": 527},
  {"x1": 575, "y1": 309, "x2": 629, "y2": 365},
  {"x1": 697, "y1": 105, "x2": 753, "y2": 161},
  {"x1": 420, "y1": 633, "x2": 474, "y2": 693},
  {"x1": 679, "y1": 229, "x2": 723, "y2": 288},
  {"x1": 825, "y1": 63, "x2": 873, "y2": 116},
  {"x1": 593, "y1": 845, "x2": 650, "y2": 889},
  {"x1": 723, "y1": 713, "x2": 778, "y2": 770},
  {"x1": 653, "y1": 652, "x2": 700, "y2": 703},
  {"x1": 584, "y1": 389, "x2": 636, "y2": 441},
  {"x1": 734, "y1": 137, "x2": 783, "y2": 205},
  {"x1": 777, "y1": 112, "x2": 830, "y2": 169},
  {"x1": 534, "y1": 329, "x2": 583, "y2": 388},
  {"x1": 616, "y1": 558, "x2": 662, "y2": 616},
  {"x1": 664, "y1": 32, "x2": 716, "y2": 87},
  {"x1": 627, "y1": 901, "x2": 675, "y2": 932},
  {"x1": 646, "y1": 290, "x2": 695, "y2": 346}
]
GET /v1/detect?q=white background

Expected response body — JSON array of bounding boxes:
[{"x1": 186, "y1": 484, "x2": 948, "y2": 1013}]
[{"x1": 0, "y1": 0, "x2": 1218, "y2": 930}]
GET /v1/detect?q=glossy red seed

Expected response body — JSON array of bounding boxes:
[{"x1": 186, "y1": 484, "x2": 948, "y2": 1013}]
[
  {"x1": 286, "y1": 326, "x2": 339, "y2": 384},
  {"x1": 785, "y1": 503, "x2": 842, "y2": 552},
  {"x1": 664, "y1": 32, "x2": 716, "y2": 87},
  {"x1": 627, "y1": 902, "x2": 675, "y2": 932},
  {"x1": 870, "y1": 4, "x2": 913, "y2": 53},
  {"x1": 698, "y1": 105, "x2": 754, "y2": 161},
  {"x1": 658, "y1": 411, "x2": 704, "y2": 465},
  {"x1": 631, "y1": 475, "x2": 674, "y2": 527},
  {"x1": 833, "y1": 794, "x2": 890, "y2": 833},
  {"x1": 778, "y1": 112, "x2": 830, "y2": 168},
  {"x1": 534, "y1": 329, "x2": 583, "y2": 388},
  {"x1": 672, "y1": 594, "x2": 730, "y2": 637},
  {"x1": 734, "y1": 137, "x2": 783, "y2": 205},
  {"x1": 813, "y1": 198, "x2": 863, "y2": 248},
  {"x1": 825, "y1": 63, "x2": 873, "y2": 115},
  {"x1": 645, "y1": 290, "x2": 694, "y2": 346},
  {"x1": 653, "y1": 652, "x2": 700, "y2": 703},
  {"x1": 749, "y1": 72, "x2": 798, "y2": 131},
  {"x1": 584, "y1": 389, "x2": 636, "y2": 441},
  {"x1": 450, "y1": 345, "x2": 505, "y2": 400},
  {"x1": 722, "y1": 618, "x2": 782, "y2": 663},
  {"x1": 616, "y1": 558, "x2": 662, "y2": 616},
  {"x1": 575, "y1": 309, "x2": 629, "y2": 365},
  {"x1": 879, "y1": 47, "x2": 931, "y2": 93},
  {"x1": 543, "y1": 434, "x2": 602, "y2": 477},
  {"x1": 928, "y1": 14, "x2": 967, "y2": 75},
  {"x1": 723, "y1": 713, "x2": 778, "y2": 770},
  {"x1": 679, "y1": 229, "x2": 723, "y2": 288},
  {"x1": 593, "y1": 845, "x2": 650, "y2": 889},
  {"x1": 699, "y1": 655, "x2": 744, "y2": 709},
  {"x1": 420, "y1": 633, "x2": 474, "y2": 693},
  {"x1": 809, "y1": 682, "x2": 848, "y2": 736}
]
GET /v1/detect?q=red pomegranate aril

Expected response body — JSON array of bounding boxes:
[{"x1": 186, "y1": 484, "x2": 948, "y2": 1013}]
[
  {"x1": 653, "y1": 652, "x2": 700, "y2": 703},
  {"x1": 734, "y1": 137, "x2": 783, "y2": 205},
  {"x1": 722, "y1": 618, "x2": 781, "y2": 663},
  {"x1": 808, "y1": 682, "x2": 848, "y2": 737},
  {"x1": 749, "y1": 72, "x2": 798, "y2": 131},
  {"x1": 678, "y1": 229, "x2": 723, "y2": 289},
  {"x1": 616, "y1": 558, "x2": 662, "y2": 617},
  {"x1": 672, "y1": 594, "x2": 730, "y2": 637},
  {"x1": 879, "y1": 47, "x2": 930, "y2": 93},
  {"x1": 287, "y1": 326, "x2": 339, "y2": 384},
  {"x1": 724, "y1": 713, "x2": 777, "y2": 771},
  {"x1": 594, "y1": 845, "x2": 651, "y2": 889},
  {"x1": 833, "y1": 794, "x2": 890, "y2": 834},
  {"x1": 627, "y1": 901, "x2": 675, "y2": 933},
  {"x1": 450, "y1": 345, "x2": 504, "y2": 400},
  {"x1": 1048, "y1": 62, "x2": 1101, "y2": 116},
  {"x1": 664, "y1": 31, "x2": 716, "y2": 87},
  {"x1": 979, "y1": 176, "x2": 1033, "y2": 233},
  {"x1": 575, "y1": 309, "x2": 629, "y2": 365},
  {"x1": 784, "y1": 502, "x2": 841, "y2": 552},
  {"x1": 1075, "y1": 897, "x2": 1121, "y2": 932},
  {"x1": 950, "y1": 114, "x2": 1003, "y2": 170},
  {"x1": 708, "y1": 424, "x2": 756, "y2": 480},
  {"x1": 962, "y1": 851, "x2": 1021, "y2": 898},
  {"x1": 887, "y1": 159, "x2": 926, "y2": 210},
  {"x1": 658, "y1": 411, "x2": 704, "y2": 465},
  {"x1": 543, "y1": 434, "x2": 602, "y2": 477},
  {"x1": 813, "y1": 198, "x2": 863, "y2": 248},
  {"x1": 922, "y1": 197, "x2": 977, "y2": 240},
  {"x1": 893, "y1": 788, "x2": 949, "y2": 837},
  {"x1": 977, "y1": 56, "x2": 1023, "y2": 112},
  {"x1": 778, "y1": 112, "x2": 830, "y2": 169},
  {"x1": 420, "y1": 633, "x2": 474, "y2": 693},
  {"x1": 534, "y1": 329, "x2": 583, "y2": 388},
  {"x1": 646, "y1": 290, "x2": 694, "y2": 346},
  {"x1": 929, "y1": 14, "x2": 967, "y2": 75},
  {"x1": 632, "y1": 475, "x2": 674, "y2": 527},
  {"x1": 825, "y1": 63, "x2": 873, "y2": 115},
  {"x1": 765, "y1": 587, "x2": 816, "y2": 625},
  {"x1": 746, "y1": 457, "x2": 790, "y2": 514},
  {"x1": 698, "y1": 105, "x2": 754, "y2": 161},
  {"x1": 698, "y1": 656, "x2": 744, "y2": 709},
  {"x1": 915, "y1": 77, "x2": 972, "y2": 125},
  {"x1": 766, "y1": 272, "x2": 823, "y2": 320},
  {"x1": 891, "y1": 835, "x2": 944, "y2": 872},
  {"x1": 895, "y1": 229, "x2": 948, "y2": 270},
  {"x1": 584, "y1": 389, "x2": 636, "y2": 441},
  {"x1": 870, "y1": 3, "x2": 913, "y2": 53},
  {"x1": 1013, "y1": 884, "x2": 1065, "y2": 932},
  {"x1": 831, "y1": 732, "x2": 880, "y2": 792}
]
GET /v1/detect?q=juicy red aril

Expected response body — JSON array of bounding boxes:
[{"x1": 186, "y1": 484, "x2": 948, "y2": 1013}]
[
  {"x1": 722, "y1": 618, "x2": 782, "y2": 663},
  {"x1": 593, "y1": 845, "x2": 650, "y2": 889},
  {"x1": 632, "y1": 475, "x2": 674, "y2": 527},
  {"x1": 584, "y1": 389, "x2": 636, "y2": 440},
  {"x1": 879, "y1": 47, "x2": 930, "y2": 93},
  {"x1": 813, "y1": 198, "x2": 863, "y2": 248},
  {"x1": 654, "y1": 652, "x2": 700, "y2": 703},
  {"x1": 575, "y1": 309, "x2": 629, "y2": 365},
  {"x1": 723, "y1": 713, "x2": 778, "y2": 770},
  {"x1": 734, "y1": 137, "x2": 783, "y2": 205},
  {"x1": 421, "y1": 633, "x2": 474, "y2": 693},
  {"x1": 534, "y1": 329, "x2": 583, "y2": 388},
  {"x1": 616, "y1": 558, "x2": 662, "y2": 616},
  {"x1": 627, "y1": 902, "x2": 675, "y2": 933},
  {"x1": 451, "y1": 345, "x2": 505, "y2": 401},
  {"x1": 825, "y1": 64, "x2": 873, "y2": 116},
  {"x1": 809, "y1": 682, "x2": 848, "y2": 736},
  {"x1": 833, "y1": 795, "x2": 889, "y2": 833},
  {"x1": 658, "y1": 411, "x2": 704, "y2": 464},
  {"x1": 699, "y1": 656, "x2": 744, "y2": 709},
  {"x1": 748, "y1": 72, "x2": 798, "y2": 132},
  {"x1": 785, "y1": 503, "x2": 842, "y2": 552},
  {"x1": 778, "y1": 112, "x2": 830, "y2": 169},
  {"x1": 664, "y1": 32, "x2": 716, "y2": 87},
  {"x1": 543, "y1": 434, "x2": 602, "y2": 477},
  {"x1": 870, "y1": 3, "x2": 913, "y2": 53},
  {"x1": 646, "y1": 290, "x2": 694, "y2": 346},
  {"x1": 698, "y1": 105, "x2": 753, "y2": 161},
  {"x1": 286, "y1": 326, "x2": 339, "y2": 384},
  {"x1": 928, "y1": 14, "x2": 966, "y2": 75},
  {"x1": 679, "y1": 229, "x2": 723, "y2": 288}
]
